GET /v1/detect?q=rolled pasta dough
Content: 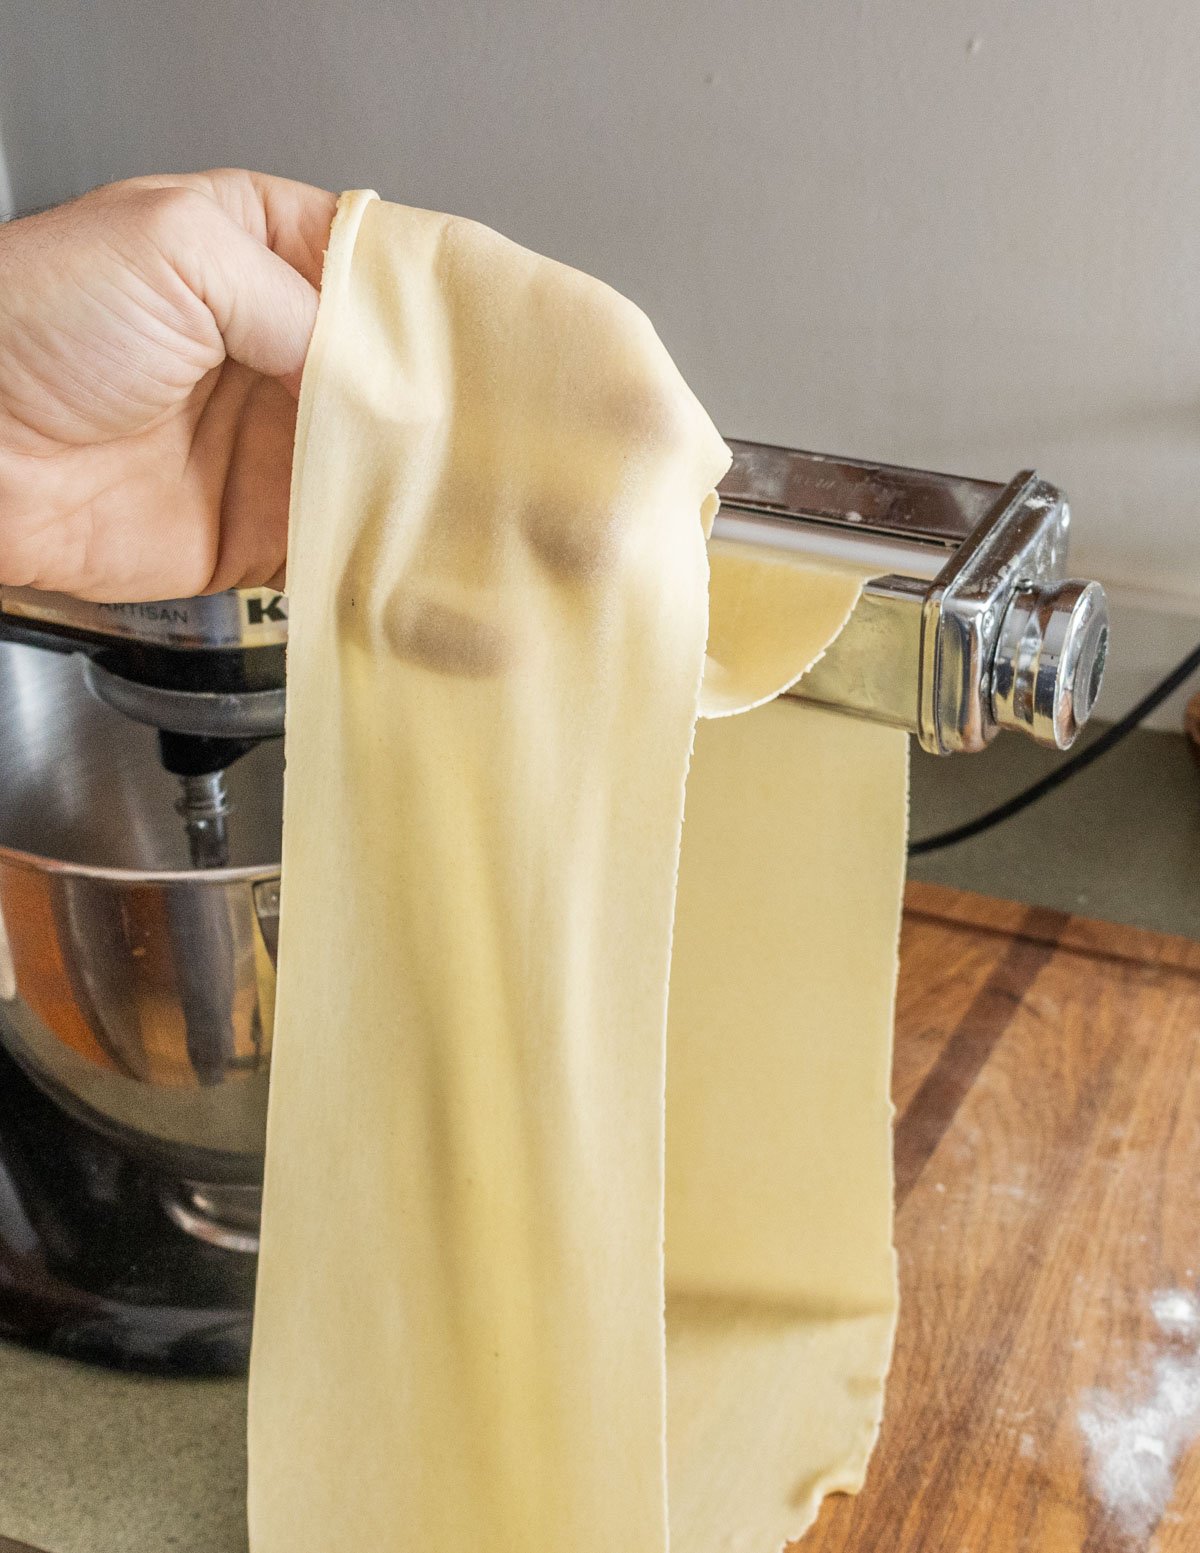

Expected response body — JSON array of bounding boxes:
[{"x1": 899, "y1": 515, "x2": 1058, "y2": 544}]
[{"x1": 248, "y1": 190, "x2": 906, "y2": 1553}]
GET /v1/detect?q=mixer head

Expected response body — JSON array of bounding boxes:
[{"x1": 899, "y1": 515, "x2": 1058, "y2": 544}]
[{"x1": 0, "y1": 587, "x2": 287, "y2": 868}]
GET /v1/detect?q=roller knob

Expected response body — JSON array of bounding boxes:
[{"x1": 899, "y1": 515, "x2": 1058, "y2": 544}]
[{"x1": 991, "y1": 579, "x2": 1109, "y2": 751}]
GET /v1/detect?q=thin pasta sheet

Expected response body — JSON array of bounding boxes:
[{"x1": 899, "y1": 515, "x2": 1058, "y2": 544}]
[{"x1": 248, "y1": 190, "x2": 907, "y2": 1553}]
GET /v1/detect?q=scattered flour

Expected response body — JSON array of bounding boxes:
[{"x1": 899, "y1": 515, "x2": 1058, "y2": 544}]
[
  {"x1": 1077, "y1": 1288, "x2": 1200, "y2": 1543},
  {"x1": 1151, "y1": 1290, "x2": 1200, "y2": 1339}
]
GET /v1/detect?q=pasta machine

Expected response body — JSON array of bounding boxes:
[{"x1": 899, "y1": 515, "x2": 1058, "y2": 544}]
[
  {"x1": 0, "y1": 441, "x2": 1107, "y2": 1375},
  {"x1": 715, "y1": 442, "x2": 1108, "y2": 754}
]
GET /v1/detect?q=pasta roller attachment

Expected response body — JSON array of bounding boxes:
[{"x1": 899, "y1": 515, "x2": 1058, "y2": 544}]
[{"x1": 713, "y1": 442, "x2": 1109, "y2": 754}]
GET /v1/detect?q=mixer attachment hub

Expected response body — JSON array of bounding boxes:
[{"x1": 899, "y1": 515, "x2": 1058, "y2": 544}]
[{"x1": 174, "y1": 769, "x2": 233, "y2": 870}]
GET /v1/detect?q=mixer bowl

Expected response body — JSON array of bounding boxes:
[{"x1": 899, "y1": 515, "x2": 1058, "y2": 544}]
[{"x1": 0, "y1": 642, "x2": 284, "y2": 1184}]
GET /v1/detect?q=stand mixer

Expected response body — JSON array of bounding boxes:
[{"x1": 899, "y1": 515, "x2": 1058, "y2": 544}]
[
  {"x1": 0, "y1": 586, "x2": 287, "y2": 1372},
  {"x1": 0, "y1": 441, "x2": 1110, "y2": 1375}
]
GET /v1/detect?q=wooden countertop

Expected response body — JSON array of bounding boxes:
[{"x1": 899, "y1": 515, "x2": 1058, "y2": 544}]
[{"x1": 798, "y1": 882, "x2": 1200, "y2": 1551}]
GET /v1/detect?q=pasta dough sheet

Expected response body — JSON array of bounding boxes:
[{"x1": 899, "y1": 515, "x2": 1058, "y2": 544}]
[
  {"x1": 248, "y1": 190, "x2": 907, "y2": 1553},
  {"x1": 666, "y1": 696, "x2": 906, "y2": 1552}
]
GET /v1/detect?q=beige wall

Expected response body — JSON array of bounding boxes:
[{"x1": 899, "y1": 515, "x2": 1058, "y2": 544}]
[{"x1": 4, "y1": 0, "x2": 1200, "y2": 705}]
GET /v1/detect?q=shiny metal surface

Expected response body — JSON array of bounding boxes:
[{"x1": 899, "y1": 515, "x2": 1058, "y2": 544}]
[
  {"x1": 176, "y1": 770, "x2": 233, "y2": 870},
  {"x1": 718, "y1": 438, "x2": 1000, "y2": 543},
  {"x1": 711, "y1": 508, "x2": 948, "y2": 582},
  {"x1": 0, "y1": 642, "x2": 282, "y2": 1182},
  {"x1": 0, "y1": 585, "x2": 289, "y2": 648},
  {"x1": 716, "y1": 444, "x2": 1108, "y2": 754},
  {"x1": 918, "y1": 474, "x2": 1106, "y2": 753},
  {"x1": 919, "y1": 471, "x2": 1050, "y2": 754},
  {"x1": 798, "y1": 574, "x2": 926, "y2": 731},
  {"x1": 992, "y1": 579, "x2": 1110, "y2": 750}
]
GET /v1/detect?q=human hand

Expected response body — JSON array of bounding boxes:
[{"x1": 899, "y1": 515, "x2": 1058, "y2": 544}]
[{"x1": 0, "y1": 169, "x2": 337, "y2": 601}]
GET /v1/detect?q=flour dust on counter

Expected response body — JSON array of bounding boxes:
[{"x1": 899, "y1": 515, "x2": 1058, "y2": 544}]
[{"x1": 248, "y1": 190, "x2": 907, "y2": 1553}]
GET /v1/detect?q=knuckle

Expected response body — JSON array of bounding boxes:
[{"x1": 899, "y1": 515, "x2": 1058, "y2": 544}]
[{"x1": 135, "y1": 184, "x2": 215, "y2": 245}]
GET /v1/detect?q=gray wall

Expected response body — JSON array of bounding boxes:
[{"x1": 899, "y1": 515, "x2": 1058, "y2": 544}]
[{"x1": 5, "y1": 0, "x2": 1200, "y2": 631}]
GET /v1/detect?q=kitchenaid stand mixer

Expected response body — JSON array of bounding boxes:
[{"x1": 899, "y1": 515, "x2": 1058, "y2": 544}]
[
  {"x1": 0, "y1": 588, "x2": 286, "y2": 1372},
  {"x1": 0, "y1": 441, "x2": 1110, "y2": 1374}
]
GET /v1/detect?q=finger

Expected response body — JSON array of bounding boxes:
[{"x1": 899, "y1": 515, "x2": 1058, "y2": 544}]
[
  {"x1": 122, "y1": 169, "x2": 337, "y2": 287},
  {"x1": 187, "y1": 169, "x2": 336, "y2": 288},
  {"x1": 153, "y1": 188, "x2": 321, "y2": 395}
]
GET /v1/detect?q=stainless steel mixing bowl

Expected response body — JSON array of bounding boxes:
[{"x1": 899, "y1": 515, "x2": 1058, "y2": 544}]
[{"x1": 0, "y1": 641, "x2": 284, "y2": 1185}]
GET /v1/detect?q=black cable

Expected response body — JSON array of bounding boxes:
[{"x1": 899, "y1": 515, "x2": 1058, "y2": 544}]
[{"x1": 908, "y1": 638, "x2": 1200, "y2": 857}]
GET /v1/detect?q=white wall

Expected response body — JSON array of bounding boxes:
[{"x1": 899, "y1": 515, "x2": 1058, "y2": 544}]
[{"x1": 4, "y1": 0, "x2": 1200, "y2": 714}]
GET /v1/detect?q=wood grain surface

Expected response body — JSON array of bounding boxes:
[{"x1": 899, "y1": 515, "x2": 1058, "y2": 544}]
[{"x1": 797, "y1": 882, "x2": 1200, "y2": 1552}]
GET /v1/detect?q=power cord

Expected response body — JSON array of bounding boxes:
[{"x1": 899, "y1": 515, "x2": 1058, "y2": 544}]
[{"x1": 908, "y1": 640, "x2": 1200, "y2": 857}]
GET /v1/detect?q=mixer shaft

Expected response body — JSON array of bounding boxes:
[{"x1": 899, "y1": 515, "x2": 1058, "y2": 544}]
[{"x1": 175, "y1": 769, "x2": 233, "y2": 870}]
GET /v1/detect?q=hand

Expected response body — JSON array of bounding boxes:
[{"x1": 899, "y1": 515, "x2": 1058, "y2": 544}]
[{"x1": 0, "y1": 169, "x2": 338, "y2": 601}]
